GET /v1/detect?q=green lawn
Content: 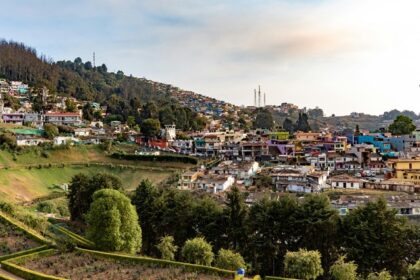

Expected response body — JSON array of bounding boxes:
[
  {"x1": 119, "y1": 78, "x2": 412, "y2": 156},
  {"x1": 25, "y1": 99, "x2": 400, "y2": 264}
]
[{"x1": 0, "y1": 164, "x2": 175, "y2": 202}]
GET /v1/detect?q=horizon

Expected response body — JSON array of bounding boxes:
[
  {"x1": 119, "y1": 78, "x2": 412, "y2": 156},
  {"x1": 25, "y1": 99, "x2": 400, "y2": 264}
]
[{"x1": 2, "y1": 0, "x2": 420, "y2": 115}]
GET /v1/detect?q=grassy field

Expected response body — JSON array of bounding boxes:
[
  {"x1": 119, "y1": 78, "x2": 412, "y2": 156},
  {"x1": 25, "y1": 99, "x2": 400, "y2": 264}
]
[
  {"x1": 0, "y1": 145, "x2": 192, "y2": 202},
  {"x1": 0, "y1": 164, "x2": 175, "y2": 202}
]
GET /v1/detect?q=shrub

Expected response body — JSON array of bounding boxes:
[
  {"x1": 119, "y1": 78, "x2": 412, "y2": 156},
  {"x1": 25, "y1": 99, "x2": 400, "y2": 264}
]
[
  {"x1": 329, "y1": 256, "x2": 358, "y2": 280},
  {"x1": 36, "y1": 201, "x2": 56, "y2": 214},
  {"x1": 86, "y1": 189, "x2": 142, "y2": 254},
  {"x1": 157, "y1": 235, "x2": 178, "y2": 261},
  {"x1": 408, "y1": 259, "x2": 420, "y2": 280},
  {"x1": 215, "y1": 248, "x2": 246, "y2": 271},
  {"x1": 284, "y1": 249, "x2": 324, "y2": 280},
  {"x1": 181, "y1": 237, "x2": 214, "y2": 266},
  {"x1": 366, "y1": 270, "x2": 392, "y2": 280}
]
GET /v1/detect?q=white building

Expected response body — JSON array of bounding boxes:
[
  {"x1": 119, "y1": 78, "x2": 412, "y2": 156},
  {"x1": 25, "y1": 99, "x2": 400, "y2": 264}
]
[
  {"x1": 195, "y1": 175, "x2": 235, "y2": 194},
  {"x1": 44, "y1": 112, "x2": 82, "y2": 126},
  {"x1": 329, "y1": 174, "x2": 364, "y2": 189}
]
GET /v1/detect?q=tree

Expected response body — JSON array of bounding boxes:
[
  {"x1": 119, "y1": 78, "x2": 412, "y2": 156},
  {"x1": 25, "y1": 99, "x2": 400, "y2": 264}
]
[
  {"x1": 247, "y1": 195, "x2": 300, "y2": 276},
  {"x1": 44, "y1": 123, "x2": 59, "y2": 139},
  {"x1": 131, "y1": 180, "x2": 160, "y2": 255},
  {"x1": 224, "y1": 186, "x2": 247, "y2": 251},
  {"x1": 127, "y1": 115, "x2": 136, "y2": 127},
  {"x1": 86, "y1": 189, "x2": 142, "y2": 253},
  {"x1": 296, "y1": 194, "x2": 339, "y2": 270},
  {"x1": 254, "y1": 174, "x2": 273, "y2": 189},
  {"x1": 295, "y1": 112, "x2": 311, "y2": 132},
  {"x1": 82, "y1": 103, "x2": 94, "y2": 121},
  {"x1": 65, "y1": 98, "x2": 77, "y2": 112},
  {"x1": 284, "y1": 249, "x2": 324, "y2": 280},
  {"x1": 253, "y1": 109, "x2": 274, "y2": 129},
  {"x1": 283, "y1": 118, "x2": 294, "y2": 134},
  {"x1": 340, "y1": 197, "x2": 417, "y2": 276},
  {"x1": 408, "y1": 259, "x2": 420, "y2": 280},
  {"x1": 156, "y1": 235, "x2": 178, "y2": 261},
  {"x1": 388, "y1": 115, "x2": 416, "y2": 135},
  {"x1": 68, "y1": 173, "x2": 123, "y2": 221},
  {"x1": 355, "y1": 124, "x2": 361, "y2": 136},
  {"x1": 308, "y1": 107, "x2": 324, "y2": 119},
  {"x1": 141, "y1": 118, "x2": 160, "y2": 138},
  {"x1": 329, "y1": 256, "x2": 358, "y2": 280},
  {"x1": 366, "y1": 270, "x2": 392, "y2": 280},
  {"x1": 181, "y1": 237, "x2": 214, "y2": 266},
  {"x1": 215, "y1": 248, "x2": 246, "y2": 271}
]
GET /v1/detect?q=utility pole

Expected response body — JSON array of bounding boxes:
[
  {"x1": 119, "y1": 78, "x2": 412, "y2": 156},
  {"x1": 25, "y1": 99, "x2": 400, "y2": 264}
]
[{"x1": 93, "y1": 52, "x2": 96, "y2": 69}]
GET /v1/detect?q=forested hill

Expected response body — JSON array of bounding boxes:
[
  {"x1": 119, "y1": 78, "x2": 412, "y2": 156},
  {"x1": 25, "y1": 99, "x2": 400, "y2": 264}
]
[{"x1": 0, "y1": 40, "x2": 207, "y2": 130}]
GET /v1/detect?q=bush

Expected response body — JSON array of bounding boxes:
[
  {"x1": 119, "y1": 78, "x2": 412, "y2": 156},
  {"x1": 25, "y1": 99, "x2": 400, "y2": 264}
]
[
  {"x1": 215, "y1": 248, "x2": 246, "y2": 271},
  {"x1": 157, "y1": 235, "x2": 178, "y2": 261},
  {"x1": 284, "y1": 249, "x2": 324, "y2": 280},
  {"x1": 86, "y1": 189, "x2": 142, "y2": 254},
  {"x1": 366, "y1": 270, "x2": 392, "y2": 280},
  {"x1": 329, "y1": 256, "x2": 358, "y2": 280},
  {"x1": 408, "y1": 259, "x2": 420, "y2": 280},
  {"x1": 36, "y1": 201, "x2": 56, "y2": 214},
  {"x1": 181, "y1": 237, "x2": 214, "y2": 266}
]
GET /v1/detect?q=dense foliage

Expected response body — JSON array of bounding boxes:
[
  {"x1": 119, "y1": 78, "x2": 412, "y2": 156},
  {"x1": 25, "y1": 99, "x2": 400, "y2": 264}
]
[
  {"x1": 0, "y1": 40, "x2": 206, "y2": 131},
  {"x1": 181, "y1": 237, "x2": 214, "y2": 266},
  {"x1": 68, "y1": 173, "x2": 123, "y2": 221},
  {"x1": 215, "y1": 248, "x2": 246, "y2": 271},
  {"x1": 86, "y1": 189, "x2": 142, "y2": 253},
  {"x1": 284, "y1": 249, "x2": 324, "y2": 280},
  {"x1": 130, "y1": 181, "x2": 419, "y2": 278},
  {"x1": 156, "y1": 235, "x2": 178, "y2": 261},
  {"x1": 388, "y1": 115, "x2": 416, "y2": 135}
]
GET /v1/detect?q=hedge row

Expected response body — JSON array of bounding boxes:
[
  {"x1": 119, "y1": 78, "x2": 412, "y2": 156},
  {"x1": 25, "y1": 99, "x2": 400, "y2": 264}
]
[
  {"x1": 265, "y1": 276, "x2": 300, "y2": 280},
  {"x1": 76, "y1": 247, "x2": 235, "y2": 278},
  {"x1": 52, "y1": 225, "x2": 95, "y2": 248},
  {"x1": 111, "y1": 153, "x2": 198, "y2": 164},
  {"x1": 0, "y1": 245, "x2": 50, "y2": 261},
  {"x1": 0, "y1": 272, "x2": 13, "y2": 280},
  {"x1": 0, "y1": 212, "x2": 50, "y2": 245},
  {"x1": 1, "y1": 249, "x2": 66, "y2": 280}
]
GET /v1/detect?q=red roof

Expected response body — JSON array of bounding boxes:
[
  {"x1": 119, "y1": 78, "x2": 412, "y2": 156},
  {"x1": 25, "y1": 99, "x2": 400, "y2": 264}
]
[{"x1": 45, "y1": 112, "x2": 80, "y2": 116}]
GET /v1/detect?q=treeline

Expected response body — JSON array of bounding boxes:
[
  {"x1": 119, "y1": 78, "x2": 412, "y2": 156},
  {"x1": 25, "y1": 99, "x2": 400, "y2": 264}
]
[
  {"x1": 131, "y1": 181, "x2": 419, "y2": 278},
  {"x1": 66, "y1": 174, "x2": 419, "y2": 278},
  {"x1": 0, "y1": 40, "x2": 206, "y2": 131}
]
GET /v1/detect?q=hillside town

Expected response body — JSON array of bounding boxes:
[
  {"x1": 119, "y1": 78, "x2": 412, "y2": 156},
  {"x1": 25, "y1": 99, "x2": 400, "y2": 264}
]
[{"x1": 1, "y1": 78, "x2": 419, "y2": 221}]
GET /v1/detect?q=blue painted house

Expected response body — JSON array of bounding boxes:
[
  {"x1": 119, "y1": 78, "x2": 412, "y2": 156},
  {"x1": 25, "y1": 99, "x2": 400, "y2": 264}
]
[{"x1": 355, "y1": 134, "x2": 391, "y2": 153}]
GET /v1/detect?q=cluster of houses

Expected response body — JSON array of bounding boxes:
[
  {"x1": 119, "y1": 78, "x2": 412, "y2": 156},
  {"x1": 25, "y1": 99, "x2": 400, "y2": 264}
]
[{"x1": 175, "y1": 129, "x2": 420, "y2": 198}]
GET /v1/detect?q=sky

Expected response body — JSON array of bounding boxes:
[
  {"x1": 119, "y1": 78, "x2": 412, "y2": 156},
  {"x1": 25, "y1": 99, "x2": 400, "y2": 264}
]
[{"x1": 2, "y1": 0, "x2": 420, "y2": 116}]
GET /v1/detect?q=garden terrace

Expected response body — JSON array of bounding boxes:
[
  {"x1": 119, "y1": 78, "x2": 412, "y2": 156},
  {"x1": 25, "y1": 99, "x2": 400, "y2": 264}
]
[
  {"x1": 0, "y1": 219, "x2": 41, "y2": 257},
  {"x1": 16, "y1": 251, "x2": 231, "y2": 280}
]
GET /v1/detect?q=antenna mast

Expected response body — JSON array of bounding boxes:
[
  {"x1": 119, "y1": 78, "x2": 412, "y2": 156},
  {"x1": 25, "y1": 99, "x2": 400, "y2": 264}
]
[
  {"x1": 254, "y1": 89, "x2": 257, "y2": 107},
  {"x1": 93, "y1": 52, "x2": 96, "y2": 68},
  {"x1": 258, "y1": 85, "x2": 261, "y2": 107}
]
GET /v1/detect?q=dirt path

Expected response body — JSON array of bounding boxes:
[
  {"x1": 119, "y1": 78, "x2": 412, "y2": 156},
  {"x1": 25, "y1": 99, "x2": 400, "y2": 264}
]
[{"x1": 0, "y1": 267, "x2": 24, "y2": 280}]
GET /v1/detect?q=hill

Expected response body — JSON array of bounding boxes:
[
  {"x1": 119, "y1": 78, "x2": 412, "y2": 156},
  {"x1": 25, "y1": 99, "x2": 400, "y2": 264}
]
[
  {"x1": 0, "y1": 40, "x2": 214, "y2": 130},
  {"x1": 0, "y1": 145, "x2": 191, "y2": 202}
]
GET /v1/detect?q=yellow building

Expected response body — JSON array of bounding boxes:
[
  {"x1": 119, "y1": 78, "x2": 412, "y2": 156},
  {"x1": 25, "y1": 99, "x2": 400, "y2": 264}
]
[{"x1": 387, "y1": 159, "x2": 420, "y2": 184}]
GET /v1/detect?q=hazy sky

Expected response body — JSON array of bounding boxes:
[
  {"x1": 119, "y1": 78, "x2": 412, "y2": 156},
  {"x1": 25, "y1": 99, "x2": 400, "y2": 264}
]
[{"x1": 2, "y1": 0, "x2": 420, "y2": 115}]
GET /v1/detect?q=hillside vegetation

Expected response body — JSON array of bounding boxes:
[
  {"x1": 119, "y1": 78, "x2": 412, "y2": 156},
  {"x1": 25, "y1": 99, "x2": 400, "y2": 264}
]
[{"x1": 0, "y1": 145, "x2": 189, "y2": 202}]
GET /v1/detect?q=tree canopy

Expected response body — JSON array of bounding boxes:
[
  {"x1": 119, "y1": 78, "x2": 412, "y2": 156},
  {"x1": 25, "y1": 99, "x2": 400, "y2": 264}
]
[
  {"x1": 68, "y1": 173, "x2": 123, "y2": 221},
  {"x1": 388, "y1": 115, "x2": 416, "y2": 135},
  {"x1": 86, "y1": 189, "x2": 142, "y2": 253}
]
